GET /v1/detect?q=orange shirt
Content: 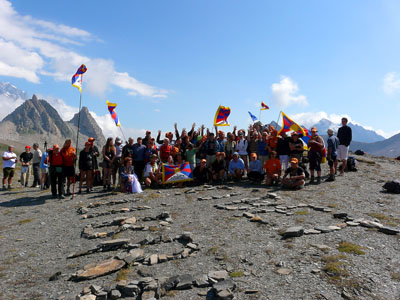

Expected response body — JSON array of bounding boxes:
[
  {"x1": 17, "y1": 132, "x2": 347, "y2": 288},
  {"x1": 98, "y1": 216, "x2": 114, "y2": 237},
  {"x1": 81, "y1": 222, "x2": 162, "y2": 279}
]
[
  {"x1": 267, "y1": 136, "x2": 278, "y2": 150},
  {"x1": 264, "y1": 158, "x2": 281, "y2": 176},
  {"x1": 61, "y1": 146, "x2": 76, "y2": 166}
]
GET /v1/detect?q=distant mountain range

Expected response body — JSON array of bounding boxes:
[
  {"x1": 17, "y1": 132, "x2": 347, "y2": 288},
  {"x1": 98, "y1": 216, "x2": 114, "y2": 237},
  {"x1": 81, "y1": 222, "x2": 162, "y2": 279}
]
[
  {"x1": 0, "y1": 81, "x2": 28, "y2": 100},
  {"x1": 0, "y1": 93, "x2": 105, "y2": 149}
]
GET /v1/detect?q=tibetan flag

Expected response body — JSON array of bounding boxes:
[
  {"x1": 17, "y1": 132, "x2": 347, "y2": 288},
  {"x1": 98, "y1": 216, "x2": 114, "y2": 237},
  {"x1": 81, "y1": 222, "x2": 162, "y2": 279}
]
[
  {"x1": 261, "y1": 102, "x2": 269, "y2": 110},
  {"x1": 277, "y1": 112, "x2": 306, "y2": 136},
  {"x1": 248, "y1": 111, "x2": 257, "y2": 122},
  {"x1": 300, "y1": 126, "x2": 312, "y2": 144},
  {"x1": 106, "y1": 100, "x2": 121, "y2": 127},
  {"x1": 162, "y1": 162, "x2": 193, "y2": 184},
  {"x1": 71, "y1": 64, "x2": 87, "y2": 93},
  {"x1": 214, "y1": 105, "x2": 231, "y2": 127}
]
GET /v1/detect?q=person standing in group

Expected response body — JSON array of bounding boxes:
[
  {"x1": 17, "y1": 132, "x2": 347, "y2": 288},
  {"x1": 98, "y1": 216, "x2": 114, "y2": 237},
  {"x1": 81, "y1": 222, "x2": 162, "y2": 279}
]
[
  {"x1": 31, "y1": 143, "x2": 42, "y2": 187},
  {"x1": 307, "y1": 127, "x2": 324, "y2": 184},
  {"x1": 102, "y1": 137, "x2": 116, "y2": 191},
  {"x1": 326, "y1": 129, "x2": 339, "y2": 182},
  {"x1": 277, "y1": 132, "x2": 291, "y2": 171},
  {"x1": 60, "y1": 139, "x2": 76, "y2": 195},
  {"x1": 337, "y1": 117, "x2": 352, "y2": 176},
  {"x1": 133, "y1": 137, "x2": 146, "y2": 182},
  {"x1": 2, "y1": 145, "x2": 17, "y2": 190},
  {"x1": 20, "y1": 146, "x2": 33, "y2": 187},
  {"x1": 235, "y1": 130, "x2": 249, "y2": 172},
  {"x1": 78, "y1": 142, "x2": 94, "y2": 193},
  {"x1": 257, "y1": 132, "x2": 269, "y2": 169},
  {"x1": 112, "y1": 137, "x2": 123, "y2": 188},
  {"x1": 48, "y1": 144, "x2": 65, "y2": 199},
  {"x1": 88, "y1": 137, "x2": 100, "y2": 171},
  {"x1": 40, "y1": 148, "x2": 49, "y2": 189}
]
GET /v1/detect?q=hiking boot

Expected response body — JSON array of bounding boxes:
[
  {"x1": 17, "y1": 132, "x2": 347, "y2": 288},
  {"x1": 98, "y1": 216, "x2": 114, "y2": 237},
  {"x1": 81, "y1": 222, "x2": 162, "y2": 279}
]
[
  {"x1": 325, "y1": 175, "x2": 335, "y2": 182},
  {"x1": 66, "y1": 190, "x2": 71, "y2": 196},
  {"x1": 8, "y1": 185, "x2": 13, "y2": 190},
  {"x1": 2, "y1": 186, "x2": 6, "y2": 191},
  {"x1": 58, "y1": 195, "x2": 65, "y2": 200},
  {"x1": 86, "y1": 188, "x2": 90, "y2": 193},
  {"x1": 309, "y1": 177, "x2": 315, "y2": 184},
  {"x1": 107, "y1": 185, "x2": 112, "y2": 191},
  {"x1": 316, "y1": 177, "x2": 321, "y2": 184},
  {"x1": 103, "y1": 185, "x2": 107, "y2": 191}
]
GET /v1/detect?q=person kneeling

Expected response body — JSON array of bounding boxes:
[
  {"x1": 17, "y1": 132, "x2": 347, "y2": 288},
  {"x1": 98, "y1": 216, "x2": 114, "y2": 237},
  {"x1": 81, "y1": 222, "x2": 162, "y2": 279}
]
[
  {"x1": 121, "y1": 157, "x2": 142, "y2": 193},
  {"x1": 144, "y1": 154, "x2": 162, "y2": 187},
  {"x1": 228, "y1": 152, "x2": 245, "y2": 181},
  {"x1": 281, "y1": 158, "x2": 305, "y2": 189},
  {"x1": 248, "y1": 153, "x2": 264, "y2": 182},
  {"x1": 264, "y1": 151, "x2": 281, "y2": 186},
  {"x1": 210, "y1": 152, "x2": 225, "y2": 183}
]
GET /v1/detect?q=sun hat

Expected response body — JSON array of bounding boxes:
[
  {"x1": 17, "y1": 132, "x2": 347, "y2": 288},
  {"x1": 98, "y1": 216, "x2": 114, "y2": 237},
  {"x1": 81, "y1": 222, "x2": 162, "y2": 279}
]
[{"x1": 290, "y1": 158, "x2": 298, "y2": 164}]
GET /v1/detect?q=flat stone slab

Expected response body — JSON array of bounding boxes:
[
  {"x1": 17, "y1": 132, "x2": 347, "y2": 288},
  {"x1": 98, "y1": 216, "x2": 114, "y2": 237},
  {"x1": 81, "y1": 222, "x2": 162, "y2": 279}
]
[
  {"x1": 276, "y1": 268, "x2": 292, "y2": 275},
  {"x1": 378, "y1": 226, "x2": 400, "y2": 235},
  {"x1": 283, "y1": 226, "x2": 304, "y2": 238},
  {"x1": 304, "y1": 229, "x2": 321, "y2": 235},
  {"x1": 99, "y1": 239, "x2": 130, "y2": 248},
  {"x1": 208, "y1": 270, "x2": 228, "y2": 282},
  {"x1": 71, "y1": 258, "x2": 126, "y2": 281}
]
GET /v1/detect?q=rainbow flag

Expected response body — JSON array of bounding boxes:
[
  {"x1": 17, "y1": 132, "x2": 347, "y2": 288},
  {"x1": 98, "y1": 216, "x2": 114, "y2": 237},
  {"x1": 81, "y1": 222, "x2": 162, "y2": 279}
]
[
  {"x1": 261, "y1": 102, "x2": 269, "y2": 110},
  {"x1": 277, "y1": 112, "x2": 306, "y2": 136},
  {"x1": 71, "y1": 64, "x2": 87, "y2": 93},
  {"x1": 214, "y1": 105, "x2": 231, "y2": 126},
  {"x1": 162, "y1": 162, "x2": 193, "y2": 184},
  {"x1": 106, "y1": 100, "x2": 121, "y2": 127}
]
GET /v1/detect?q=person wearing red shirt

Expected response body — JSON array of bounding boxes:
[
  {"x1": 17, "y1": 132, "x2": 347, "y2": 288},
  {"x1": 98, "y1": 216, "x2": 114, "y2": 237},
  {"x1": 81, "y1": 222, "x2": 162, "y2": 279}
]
[
  {"x1": 48, "y1": 144, "x2": 64, "y2": 199},
  {"x1": 159, "y1": 138, "x2": 172, "y2": 163},
  {"x1": 60, "y1": 139, "x2": 76, "y2": 195}
]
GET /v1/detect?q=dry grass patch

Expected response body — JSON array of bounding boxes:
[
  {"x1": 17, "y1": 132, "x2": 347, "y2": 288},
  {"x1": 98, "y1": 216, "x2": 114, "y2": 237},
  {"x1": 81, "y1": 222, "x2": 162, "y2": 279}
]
[
  {"x1": 337, "y1": 241, "x2": 366, "y2": 255},
  {"x1": 229, "y1": 270, "x2": 244, "y2": 278},
  {"x1": 116, "y1": 266, "x2": 133, "y2": 281},
  {"x1": 391, "y1": 272, "x2": 400, "y2": 281},
  {"x1": 18, "y1": 218, "x2": 33, "y2": 225},
  {"x1": 322, "y1": 254, "x2": 349, "y2": 279},
  {"x1": 295, "y1": 210, "x2": 309, "y2": 215}
]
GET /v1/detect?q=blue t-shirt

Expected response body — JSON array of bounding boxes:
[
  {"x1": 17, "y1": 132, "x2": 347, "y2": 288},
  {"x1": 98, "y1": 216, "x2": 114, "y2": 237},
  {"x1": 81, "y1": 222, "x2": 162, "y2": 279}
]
[
  {"x1": 257, "y1": 140, "x2": 269, "y2": 156},
  {"x1": 40, "y1": 152, "x2": 49, "y2": 169},
  {"x1": 327, "y1": 136, "x2": 339, "y2": 157}
]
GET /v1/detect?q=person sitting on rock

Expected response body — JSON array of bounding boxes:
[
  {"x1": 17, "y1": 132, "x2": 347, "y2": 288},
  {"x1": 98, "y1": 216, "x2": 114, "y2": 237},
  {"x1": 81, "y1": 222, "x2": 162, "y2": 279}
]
[
  {"x1": 247, "y1": 153, "x2": 264, "y2": 182},
  {"x1": 144, "y1": 154, "x2": 162, "y2": 187},
  {"x1": 193, "y1": 159, "x2": 208, "y2": 185},
  {"x1": 121, "y1": 157, "x2": 142, "y2": 193},
  {"x1": 263, "y1": 151, "x2": 281, "y2": 186},
  {"x1": 281, "y1": 158, "x2": 305, "y2": 189},
  {"x1": 228, "y1": 152, "x2": 245, "y2": 181},
  {"x1": 210, "y1": 152, "x2": 225, "y2": 183}
]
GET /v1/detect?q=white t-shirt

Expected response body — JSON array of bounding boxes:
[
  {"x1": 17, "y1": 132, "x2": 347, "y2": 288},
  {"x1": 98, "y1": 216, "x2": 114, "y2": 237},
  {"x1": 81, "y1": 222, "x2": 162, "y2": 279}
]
[
  {"x1": 2, "y1": 151, "x2": 17, "y2": 168},
  {"x1": 144, "y1": 162, "x2": 158, "y2": 177}
]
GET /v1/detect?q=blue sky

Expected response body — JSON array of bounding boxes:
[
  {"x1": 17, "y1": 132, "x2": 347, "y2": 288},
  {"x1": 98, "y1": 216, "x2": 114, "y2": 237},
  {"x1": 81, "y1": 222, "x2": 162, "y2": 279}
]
[{"x1": 1, "y1": 0, "x2": 400, "y2": 139}]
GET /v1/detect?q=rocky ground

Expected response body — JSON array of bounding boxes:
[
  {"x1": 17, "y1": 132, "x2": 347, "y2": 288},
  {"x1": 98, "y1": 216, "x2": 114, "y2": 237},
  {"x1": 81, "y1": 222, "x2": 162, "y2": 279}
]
[{"x1": 0, "y1": 154, "x2": 400, "y2": 300}]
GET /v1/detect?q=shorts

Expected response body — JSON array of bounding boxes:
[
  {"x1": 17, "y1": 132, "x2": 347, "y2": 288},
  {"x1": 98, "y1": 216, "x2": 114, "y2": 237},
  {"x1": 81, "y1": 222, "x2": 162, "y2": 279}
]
[
  {"x1": 41, "y1": 168, "x2": 48, "y2": 174},
  {"x1": 112, "y1": 157, "x2": 122, "y2": 170},
  {"x1": 63, "y1": 166, "x2": 75, "y2": 177},
  {"x1": 309, "y1": 151, "x2": 322, "y2": 171},
  {"x1": 3, "y1": 167, "x2": 14, "y2": 178},
  {"x1": 328, "y1": 155, "x2": 337, "y2": 168},
  {"x1": 337, "y1": 145, "x2": 349, "y2": 160}
]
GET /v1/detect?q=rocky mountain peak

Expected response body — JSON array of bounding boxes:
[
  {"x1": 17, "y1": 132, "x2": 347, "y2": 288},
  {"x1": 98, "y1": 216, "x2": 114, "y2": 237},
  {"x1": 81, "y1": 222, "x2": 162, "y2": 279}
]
[{"x1": 68, "y1": 106, "x2": 106, "y2": 146}]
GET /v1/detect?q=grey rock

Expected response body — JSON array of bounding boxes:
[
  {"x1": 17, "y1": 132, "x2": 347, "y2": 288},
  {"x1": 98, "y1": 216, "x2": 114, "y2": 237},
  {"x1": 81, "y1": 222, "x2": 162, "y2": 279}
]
[
  {"x1": 346, "y1": 221, "x2": 359, "y2": 226},
  {"x1": 378, "y1": 226, "x2": 399, "y2": 235},
  {"x1": 194, "y1": 274, "x2": 210, "y2": 288},
  {"x1": 121, "y1": 284, "x2": 139, "y2": 297},
  {"x1": 213, "y1": 279, "x2": 236, "y2": 292},
  {"x1": 175, "y1": 274, "x2": 194, "y2": 290},
  {"x1": 267, "y1": 192, "x2": 278, "y2": 198},
  {"x1": 304, "y1": 229, "x2": 321, "y2": 235},
  {"x1": 89, "y1": 285, "x2": 103, "y2": 295},
  {"x1": 283, "y1": 226, "x2": 304, "y2": 238},
  {"x1": 216, "y1": 289, "x2": 234, "y2": 300},
  {"x1": 245, "y1": 289, "x2": 259, "y2": 294},
  {"x1": 208, "y1": 270, "x2": 229, "y2": 282},
  {"x1": 149, "y1": 254, "x2": 158, "y2": 265},
  {"x1": 109, "y1": 289, "x2": 122, "y2": 299},
  {"x1": 314, "y1": 226, "x2": 334, "y2": 233}
]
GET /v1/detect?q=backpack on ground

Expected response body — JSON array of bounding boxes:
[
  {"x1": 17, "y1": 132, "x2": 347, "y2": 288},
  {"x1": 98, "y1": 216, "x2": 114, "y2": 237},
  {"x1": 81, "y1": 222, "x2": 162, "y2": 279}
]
[
  {"x1": 383, "y1": 180, "x2": 400, "y2": 194},
  {"x1": 354, "y1": 149, "x2": 365, "y2": 155},
  {"x1": 346, "y1": 156, "x2": 357, "y2": 172},
  {"x1": 93, "y1": 170, "x2": 103, "y2": 186}
]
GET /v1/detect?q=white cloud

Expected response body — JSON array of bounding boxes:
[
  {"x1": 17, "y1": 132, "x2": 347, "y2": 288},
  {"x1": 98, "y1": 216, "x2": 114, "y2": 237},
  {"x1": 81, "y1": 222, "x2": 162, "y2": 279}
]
[
  {"x1": 383, "y1": 72, "x2": 400, "y2": 95},
  {"x1": 0, "y1": 0, "x2": 167, "y2": 98},
  {"x1": 0, "y1": 94, "x2": 24, "y2": 120},
  {"x1": 271, "y1": 76, "x2": 308, "y2": 107}
]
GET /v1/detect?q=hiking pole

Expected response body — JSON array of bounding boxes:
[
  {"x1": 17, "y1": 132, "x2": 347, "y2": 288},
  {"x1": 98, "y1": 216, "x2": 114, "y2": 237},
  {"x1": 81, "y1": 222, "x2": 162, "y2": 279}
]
[{"x1": 72, "y1": 93, "x2": 82, "y2": 199}]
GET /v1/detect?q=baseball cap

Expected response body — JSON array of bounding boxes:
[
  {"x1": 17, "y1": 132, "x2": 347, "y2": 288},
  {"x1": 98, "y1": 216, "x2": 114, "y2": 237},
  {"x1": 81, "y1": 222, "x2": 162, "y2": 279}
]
[
  {"x1": 311, "y1": 127, "x2": 317, "y2": 132},
  {"x1": 201, "y1": 159, "x2": 207, "y2": 163},
  {"x1": 25, "y1": 145, "x2": 31, "y2": 149},
  {"x1": 290, "y1": 158, "x2": 298, "y2": 164},
  {"x1": 88, "y1": 137, "x2": 95, "y2": 142},
  {"x1": 250, "y1": 153, "x2": 257, "y2": 158},
  {"x1": 85, "y1": 142, "x2": 91, "y2": 146},
  {"x1": 115, "y1": 137, "x2": 122, "y2": 143},
  {"x1": 233, "y1": 152, "x2": 239, "y2": 156},
  {"x1": 53, "y1": 144, "x2": 60, "y2": 149}
]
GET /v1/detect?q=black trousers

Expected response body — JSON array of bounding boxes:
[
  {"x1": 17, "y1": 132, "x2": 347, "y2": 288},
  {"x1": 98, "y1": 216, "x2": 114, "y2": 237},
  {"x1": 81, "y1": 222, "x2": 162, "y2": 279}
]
[
  {"x1": 50, "y1": 167, "x2": 64, "y2": 196},
  {"x1": 134, "y1": 161, "x2": 145, "y2": 182},
  {"x1": 32, "y1": 163, "x2": 40, "y2": 186}
]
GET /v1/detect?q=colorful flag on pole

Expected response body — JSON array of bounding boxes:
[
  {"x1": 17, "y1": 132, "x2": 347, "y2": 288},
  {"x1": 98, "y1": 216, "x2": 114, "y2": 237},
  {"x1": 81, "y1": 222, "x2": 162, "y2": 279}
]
[
  {"x1": 277, "y1": 111, "x2": 306, "y2": 136},
  {"x1": 214, "y1": 105, "x2": 231, "y2": 126},
  {"x1": 162, "y1": 162, "x2": 193, "y2": 184},
  {"x1": 261, "y1": 102, "x2": 269, "y2": 110},
  {"x1": 71, "y1": 64, "x2": 87, "y2": 93},
  {"x1": 106, "y1": 100, "x2": 121, "y2": 127},
  {"x1": 248, "y1": 111, "x2": 257, "y2": 122}
]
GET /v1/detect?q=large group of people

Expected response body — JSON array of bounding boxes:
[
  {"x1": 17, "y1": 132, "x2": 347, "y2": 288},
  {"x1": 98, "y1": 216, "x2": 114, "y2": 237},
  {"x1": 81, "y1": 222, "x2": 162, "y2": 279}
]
[{"x1": 1, "y1": 118, "x2": 353, "y2": 198}]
